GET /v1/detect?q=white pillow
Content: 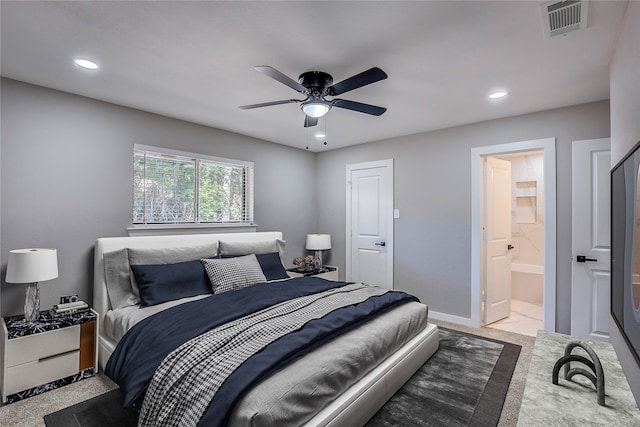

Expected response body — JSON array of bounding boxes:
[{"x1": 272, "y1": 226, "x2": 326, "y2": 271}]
[{"x1": 218, "y1": 239, "x2": 285, "y2": 260}]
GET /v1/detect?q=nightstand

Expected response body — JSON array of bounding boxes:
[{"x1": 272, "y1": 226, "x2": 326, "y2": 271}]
[
  {"x1": 287, "y1": 265, "x2": 339, "y2": 281},
  {"x1": 0, "y1": 309, "x2": 98, "y2": 403}
]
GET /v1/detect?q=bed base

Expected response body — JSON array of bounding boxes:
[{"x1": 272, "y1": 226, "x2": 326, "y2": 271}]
[
  {"x1": 98, "y1": 323, "x2": 439, "y2": 426},
  {"x1": 93, "y1": 231, "x2": 439, "y2": 427},
  {"x1": 310, "y1": 322, "x2": 439, "y2": 426}
]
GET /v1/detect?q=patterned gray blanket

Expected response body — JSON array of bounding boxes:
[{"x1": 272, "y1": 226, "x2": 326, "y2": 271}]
[{"x1": 138, "y1": 282, "x2": 388, "y2": 427}]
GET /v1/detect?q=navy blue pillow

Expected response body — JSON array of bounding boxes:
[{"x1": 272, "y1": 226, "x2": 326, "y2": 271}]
[
  {"x1": 220, "y1": 252, "x2": 288, "y2": 281},
  {"x1": 256, "y1": 252, "x2": 289, "y2": 281},
  {"x1": 131, "y1": 260, "x2": 212, "y2": 307}
]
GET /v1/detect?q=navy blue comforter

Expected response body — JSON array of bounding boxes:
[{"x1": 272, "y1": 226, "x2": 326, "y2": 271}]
[{"x1": 105, "y1": 277, "x2": 418, "y2": 426}]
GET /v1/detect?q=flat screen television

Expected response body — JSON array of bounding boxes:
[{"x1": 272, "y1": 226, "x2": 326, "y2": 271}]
[{"x1": 611, "y1": 140, "x2": 640, "y2": 369}]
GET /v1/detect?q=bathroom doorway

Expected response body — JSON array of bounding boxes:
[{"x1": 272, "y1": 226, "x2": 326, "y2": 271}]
[
  {"x1": 470, "y1": 137, "x2": 557, "y2": 335},
  {"x1": 484, "y1": 151, "x2": 544, "y2": 337}
]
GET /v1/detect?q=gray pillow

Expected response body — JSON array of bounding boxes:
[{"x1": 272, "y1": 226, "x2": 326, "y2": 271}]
[
  {"x1": 103, "y1": 242, "x2": 218, "y2": 310},
  {"x1": 218, "y1": 239, "x2": 285, "y2": 259},
  {"x1": 201, "y1": 255, "x2": 267, "y2": 294},
  {"x1": 128, "y1": 242, "x2": 219, "y2": 265},
  {"x1": 128, "y1": 242, "x2": 219, "y2": 296},
  {"x1": 104, "y1": 248, "x2": 139, "y2": 310}
]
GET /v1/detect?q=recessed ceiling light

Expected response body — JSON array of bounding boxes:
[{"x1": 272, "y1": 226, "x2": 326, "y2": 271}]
[
  {"x1": 74, "y1": 58, "x2": 99, "y2": 70},
  {"x1": 489, "y1": 90, "x2": 508, "y2": 99},
  {"x1": 315, "y1": 133, "x2": 326, "y2": 139}
]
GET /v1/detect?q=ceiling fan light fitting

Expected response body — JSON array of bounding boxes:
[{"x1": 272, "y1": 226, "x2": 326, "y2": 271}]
[{"x1": 302, "y1": 102, "x2": 330, "y2": 118}]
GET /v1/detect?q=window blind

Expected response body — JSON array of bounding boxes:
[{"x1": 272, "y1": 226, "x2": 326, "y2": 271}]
[{"x1": 133, "y1": 145, "x2": 254, "y2": 225}]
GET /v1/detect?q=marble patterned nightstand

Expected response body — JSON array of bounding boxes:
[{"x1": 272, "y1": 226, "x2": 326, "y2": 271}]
[
  {"x1": 0, "y1": 309, "x2": 98, "y2": 403},
  {"x1": 287, "y1": 265, "x2": 339, "y2": 281}
]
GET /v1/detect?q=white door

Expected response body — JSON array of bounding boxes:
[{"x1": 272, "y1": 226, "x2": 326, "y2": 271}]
[
  {"x1": 571, "y1": 138, "x2": 611, "y2": 341},
  {"x1": 484, "y1": 156, "x2": 513, "y2": 324},
  {"x1": 346, "y1": 160, "x2": 394, "y2": 289}
]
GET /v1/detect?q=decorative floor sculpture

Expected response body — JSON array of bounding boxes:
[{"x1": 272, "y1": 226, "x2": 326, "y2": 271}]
[
  {"x1": 552, "y1": 340, "x2": 605, "y2": 406},
  {"x1": 519, "y1": 331, "x2": 639, "y2": 426}
]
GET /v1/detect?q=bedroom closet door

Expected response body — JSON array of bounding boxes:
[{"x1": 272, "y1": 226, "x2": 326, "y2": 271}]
[
  {"x1": 571, "y1": 138, "x2": 611, "y2": 341},
  {"x1": 346, "y1": 159, "x2": 394, "y2": 289}
]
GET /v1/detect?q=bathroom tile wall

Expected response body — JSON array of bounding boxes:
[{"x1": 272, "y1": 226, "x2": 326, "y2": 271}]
[{"x1": 509, "y1": 152, "x2": 544, "y2": 303}]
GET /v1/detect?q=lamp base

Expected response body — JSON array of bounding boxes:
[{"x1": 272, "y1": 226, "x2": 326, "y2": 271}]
[
  {"x1": 24, "y1": 282, "x2": 40, "y2": 324},
  {"x1": 314, "y1": 250, "x2": 324, "y2": 271}
]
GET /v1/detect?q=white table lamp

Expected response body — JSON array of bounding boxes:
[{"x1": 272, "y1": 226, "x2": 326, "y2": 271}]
[
  {"x1": 306, "y1": 234, "x2": 331, "y2": 270},
  {"x1": 5, "y1": 248, "x2": 58, "y2": 324}
]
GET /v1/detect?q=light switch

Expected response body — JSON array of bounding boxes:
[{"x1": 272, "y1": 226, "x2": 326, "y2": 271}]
[{"x1": 393, "y1": 209, "x2": 400, "y2": 219}]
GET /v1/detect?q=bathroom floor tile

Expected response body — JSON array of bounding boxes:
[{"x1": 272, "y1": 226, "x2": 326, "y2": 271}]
[{"x1": 485, "y1": 299, "x2": 542, "y2": 337}]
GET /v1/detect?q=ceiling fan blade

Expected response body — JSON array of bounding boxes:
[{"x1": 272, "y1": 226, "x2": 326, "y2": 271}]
[
  {"x1": 304, "y1": 115, "x2": 318, "y2": 127},
  {"x1": 239, "y1": 99, "x2": 302, "y2": 110},
  {"x1": 332, "y1": 99, "x2": 387, "y2": 116},
  {"x1": 327, "y1": 67, "x2": 388, "y2": 96},
  {"x1": 255, "y1": 66, "x2": 308, "y2": 94}
]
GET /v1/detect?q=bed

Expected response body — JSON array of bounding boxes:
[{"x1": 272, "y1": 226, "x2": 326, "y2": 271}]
[{"x1": 93, "y1": 231, "x2": 439, "y2": 426}]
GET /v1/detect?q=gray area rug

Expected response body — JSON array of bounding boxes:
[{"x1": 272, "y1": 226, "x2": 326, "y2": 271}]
[
  {"x1": 43, "y1": 387, "x2": 137, "y2": 427},
  {"x1": 44, "y1": 327, "x2": 520, "y2": 427},
  {"x1": 366, "y1": 328, "x2": 521, "y2": 427}
]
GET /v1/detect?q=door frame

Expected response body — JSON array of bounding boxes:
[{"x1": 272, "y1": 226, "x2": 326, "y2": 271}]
[
  {"x1": 346, "y1": 159, "x2": 394, "y2": 287},
  {"x1": 471, "y1": 137, "x2": 557, "y2": 331}
]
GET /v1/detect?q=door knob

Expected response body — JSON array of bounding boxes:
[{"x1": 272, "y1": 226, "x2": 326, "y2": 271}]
[
  {"x1": 374, "y1": 241, "x2": 386, "y2": 247},
  {"x1": 576, "y1": 255, "x2": 597, "y2": 263},
  {"x1": 507, "y1": 244, "x2": 515, "y2": 250}
]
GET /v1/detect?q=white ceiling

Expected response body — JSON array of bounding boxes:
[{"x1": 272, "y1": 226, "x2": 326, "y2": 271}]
[{"x1": 0, "y1": 1, "x2": 628, "y2": 151}]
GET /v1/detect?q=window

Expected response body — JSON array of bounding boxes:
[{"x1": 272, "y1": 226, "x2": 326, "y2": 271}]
[{"x1": 133, "y1": 145, "x2": 254, "y2": 225}]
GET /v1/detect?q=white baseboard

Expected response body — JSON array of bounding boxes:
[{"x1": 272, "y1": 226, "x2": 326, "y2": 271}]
[{"x1": 428, "y1": 310, "x2": 478, "y2": 328}]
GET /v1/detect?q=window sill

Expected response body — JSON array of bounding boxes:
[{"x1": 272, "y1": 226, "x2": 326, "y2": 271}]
[{"x1": 127, "y1": 223, "x2": 258, "y2": 236}]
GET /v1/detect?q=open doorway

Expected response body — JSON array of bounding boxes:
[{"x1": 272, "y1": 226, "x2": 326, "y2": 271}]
[
  {"x1": 470, "y1": 137, "x2": 557, "y2": 334},
  {"x1": 484, "y1": 151, "x2": 544, "y2": 337}
]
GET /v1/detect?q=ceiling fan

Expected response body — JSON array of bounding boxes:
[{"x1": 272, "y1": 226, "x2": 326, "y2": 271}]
[{"x1": 239, "y1": 66, "x2": 388, "y2": 127}]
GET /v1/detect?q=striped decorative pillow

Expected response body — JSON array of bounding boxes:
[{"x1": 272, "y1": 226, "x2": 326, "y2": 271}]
[{"x1": 201, "y1": 254, "x2": 267, "y2": 294}]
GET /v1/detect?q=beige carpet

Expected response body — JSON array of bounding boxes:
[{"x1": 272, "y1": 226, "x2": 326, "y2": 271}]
[
  {"x1": 0, "y1": 321, "x2": 534, "y2": 427},
  {"x1": 0, "y1": 373, "x2": 117, "y2": 427}
]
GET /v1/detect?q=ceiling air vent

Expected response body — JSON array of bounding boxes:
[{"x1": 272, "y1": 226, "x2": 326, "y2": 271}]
[{"x1": 541, "y1": 0, "x2": 589, "y2": 38}]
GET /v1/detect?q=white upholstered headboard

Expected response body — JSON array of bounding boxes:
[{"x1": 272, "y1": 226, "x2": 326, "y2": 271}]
[{"x1": 93, "y1": 231, "x2": 283, "y2": 369}]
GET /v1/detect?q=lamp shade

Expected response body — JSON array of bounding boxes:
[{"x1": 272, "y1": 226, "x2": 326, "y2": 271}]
[
  {"x1": 5, "y1": 248, "x2": 58, "y2": 284},
  {"x1": 302, "y1": 102, "x2": 330, "y2": 118},
  {"x1": 306, "y1": 234, "x2": 332, "y2": 251}
]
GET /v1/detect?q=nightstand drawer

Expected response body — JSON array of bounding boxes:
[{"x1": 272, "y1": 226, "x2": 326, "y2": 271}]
[
  {"x1": 5, "y1": 350, "x2": 80, "y2": 396},
  {"x1": 6, "y1": 325, "x2": 80, "y2": 367}
]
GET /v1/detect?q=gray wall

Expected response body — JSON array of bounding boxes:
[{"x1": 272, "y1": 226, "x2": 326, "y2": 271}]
[
  {"x1": 609, "y1": 1, "x2": 640, "y2": 407},
  {"x1": 316, "y1": 100, "x2": 610, "y2": 334},
  {"x1": 0, "y1": 77, "x2": 614, "y2": 336},
  {"x1": 0, "y1": 78, "x2": 316, "y2": 316}
]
